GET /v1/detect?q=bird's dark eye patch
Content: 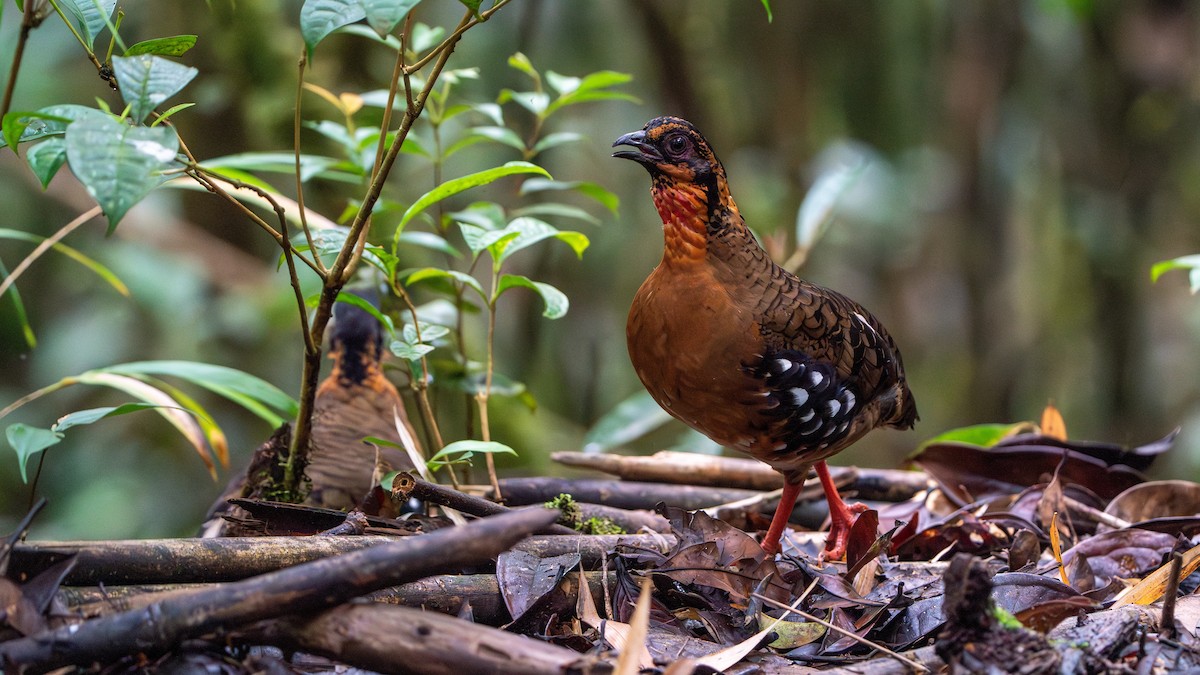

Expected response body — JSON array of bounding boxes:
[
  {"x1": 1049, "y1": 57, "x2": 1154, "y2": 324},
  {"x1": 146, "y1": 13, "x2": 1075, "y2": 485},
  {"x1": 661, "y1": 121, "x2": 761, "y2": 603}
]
[{"x1": 665, "y1": 134, "x2": 689, "y2": 157}]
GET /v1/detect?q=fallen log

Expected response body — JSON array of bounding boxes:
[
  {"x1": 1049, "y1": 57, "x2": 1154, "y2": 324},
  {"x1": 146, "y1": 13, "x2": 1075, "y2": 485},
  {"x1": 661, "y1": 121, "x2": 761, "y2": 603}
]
[
  {"x1": 238, "y1": 603, "x2": 604, "y2": 675},
  {"x1": 0, "y1": 508, "x2": 558, "y2": 670},
  {"x1": 65, "y1": 572, "x2": 617, "y2": 627},
  {"x1": 391, "y1": 472, "x2": 578, "y2": 535},
  {"x1": 16, "y1": 532, "x2": 676, "y2": 586},
  {"x1": 550, "y1": 451, "x2": 932, "y2": 501}
]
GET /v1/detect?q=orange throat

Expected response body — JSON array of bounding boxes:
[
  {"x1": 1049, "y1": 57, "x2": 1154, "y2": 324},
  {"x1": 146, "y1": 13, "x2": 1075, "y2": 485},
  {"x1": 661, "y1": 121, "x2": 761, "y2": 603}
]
[{"x1": 651, "y1": 182, "x2": 709, "y2": 265}]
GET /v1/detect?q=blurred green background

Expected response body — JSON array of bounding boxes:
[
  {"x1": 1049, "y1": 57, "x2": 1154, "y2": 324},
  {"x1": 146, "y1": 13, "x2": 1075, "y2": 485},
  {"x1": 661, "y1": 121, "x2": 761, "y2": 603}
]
[{"x1": 2, "y1": 0, "x2": 1199, "y2": 539}]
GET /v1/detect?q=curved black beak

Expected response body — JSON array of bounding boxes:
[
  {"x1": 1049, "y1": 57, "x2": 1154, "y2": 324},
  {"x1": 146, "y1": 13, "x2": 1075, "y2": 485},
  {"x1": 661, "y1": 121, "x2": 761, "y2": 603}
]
[{"x1": 612, "y1": 130, "x2": 661, "y2": 165}]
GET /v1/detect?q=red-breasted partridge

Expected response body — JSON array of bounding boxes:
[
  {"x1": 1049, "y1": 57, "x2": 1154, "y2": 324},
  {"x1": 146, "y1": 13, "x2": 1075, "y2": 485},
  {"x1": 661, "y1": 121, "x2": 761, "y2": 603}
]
[{"x1": 613, "y1": 116, "x2": 918, "y2": 558}]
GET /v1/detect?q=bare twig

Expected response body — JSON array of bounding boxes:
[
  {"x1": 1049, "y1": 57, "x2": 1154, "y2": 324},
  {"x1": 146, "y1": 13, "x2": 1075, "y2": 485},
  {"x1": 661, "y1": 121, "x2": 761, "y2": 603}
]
[
  {"x1": 292, "y1": 51, "x2": 326, "y2": 276},
  {"x1": 753, "y1": 592, "x2": 931, "y2": 673},
  {"x1": 0, "y1": 206, "x2": 102, "y2": 299},
  {"x1": 1, "y1": 0, "x2": 41, "y2": 117}
]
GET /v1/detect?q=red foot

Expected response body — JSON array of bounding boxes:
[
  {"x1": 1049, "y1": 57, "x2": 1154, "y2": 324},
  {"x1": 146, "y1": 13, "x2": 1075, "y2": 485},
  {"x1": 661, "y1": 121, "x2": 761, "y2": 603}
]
[{"x1": 816, "y1": 460, "x2": 869, "y2": 561}]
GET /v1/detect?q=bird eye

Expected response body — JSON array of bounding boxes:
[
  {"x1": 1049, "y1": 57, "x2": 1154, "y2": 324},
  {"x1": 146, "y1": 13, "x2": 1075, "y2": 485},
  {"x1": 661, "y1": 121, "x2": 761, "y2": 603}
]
[{"x1": 665, "y1": 134, "x2": 689, "y2": 157}]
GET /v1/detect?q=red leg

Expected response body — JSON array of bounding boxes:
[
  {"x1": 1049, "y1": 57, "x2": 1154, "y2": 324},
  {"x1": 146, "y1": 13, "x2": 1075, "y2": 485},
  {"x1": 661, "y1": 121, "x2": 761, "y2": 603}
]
[
  {"x1": 816, "y1": 460, "x2": 868, "y2": 560},
  {"x1": 761, "y1": 479, "x2": 803, "y2": 554}
]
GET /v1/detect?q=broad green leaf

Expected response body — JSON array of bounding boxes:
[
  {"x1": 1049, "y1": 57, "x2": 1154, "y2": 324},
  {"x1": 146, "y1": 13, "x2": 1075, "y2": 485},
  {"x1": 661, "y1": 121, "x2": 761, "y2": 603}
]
[
  {"x1": 97, "y1": 360, "x2": 299, "y2": 421},
  {"x1": 520, "y1": 178, "x2": 619, "y2": 213},
  {"x1": 496, "y1": 274, "x2": 568, "y2": 319},
  {"x1": 25, "y1": 137, "x2": 68, "y2": 187},
  {"x1": 53, "y1": 402, "x2": 164, "y2": 433},
  {"x1": 458, "y1": 222, "x2": 518, "y2": 257},
  {"x1": 499, "y1": 89, "x2": 550, "y2": 116},
  {"x1": 1151, "y1": 254, "x2": 1200, "y2": 293},
  {"x1": 488, "y1": 217, "x2": 589, "y2": 264},
  {"x1": 73, "y1": 371, "x2": 217, "y2": 476},
  {"x1": 405, "y1": 267, "x2": 485, "y2": 298},
  {"x1": 390, "y1": 340, "x2": 434, "y2": 361},
  {"x1": 394, "y1": 161, "x2": 551, "y2": 236},
  {"x1": 544, "y1": 89, "x2": 640, "y2": 119},
  {"x1": 6, "y1": 424, "x2": 63, "y2": 483},
  {"x1": 574, "y1": 70, "x2": 635, "y2": 94},
  {"x1": 507, "y1": 52, "x2": 538, "y2": 80},
  {"x1": 10, "y1": 105, "x2": 106, "y2": 147},
  {"x1": 111, "y1": 54, "x2": 198, "y2": 124},
  {"x1": 397, "y1": 231, "x2": 462, "y2": 258},
  {"x1": 124, "y1": 35, "x2": 198, "y2": 57},
  {"x1": 0, "y1": 257, "x2": 35, "y2": 349},
  {"x1": 448, "y1": 202, "x2": 507, "y2": 230},
  {"x1": 513, "y1": 203, "x2": 600, "y2": 226},
  {"x1": 361, "y1": 0, "x2": 419, "y2": 37},
  {"x1": 0, "y1": 229, "x2": 130, "y2": 296},
  {"x1": 457, "y1": 0, "x2": 482, "y2": 17},
  {"x1": 59, "y1": 0, "x2": 117, "y2": 49},
  {"x1": 913, "y1": 423, "x2": 1033, "y2": 455},
  {"x1": 470, "y1": 125, "x2": 526, "y2": 152},
  {"x1": 65, "y1": 115, "x2": 180, "y2": 230},
  {"x1": 402, "y1": 321, "x2": 450, "y2": 344},
  {"x1": 203, "y1": 152, "x2": 355, "y2": 183},
  {"x1": 583, "y1": 390, "x2": 674, "y2": 453},
  {"x1": 545, "y1": 71, "x2": 580, "y2": 96},
  {"x1": 300, "y1": 0, "x2": 366, "y2": 56},
  {"x1": 795, "y1": 157, "x2": 866, "y2": 253},
  {"x1": 532, "y1": 132, "x2": 582, "y2": 155},
  {"x1": 427, "y1": 439, "x2": 516, "y2": 466},
  {"x1": 409, "y1": 23, "x2": 444, "y2": 53},
  {"x1": 335, "y1": 292, "x2": 394, "y2": 335}
]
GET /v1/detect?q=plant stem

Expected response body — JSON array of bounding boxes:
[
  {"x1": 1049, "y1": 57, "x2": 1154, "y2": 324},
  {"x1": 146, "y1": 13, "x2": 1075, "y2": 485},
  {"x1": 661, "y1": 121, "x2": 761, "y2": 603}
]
[
  {"x1": 292, "y1": 51, "x2": 325, "y2": 276},
  {"x1": 478, "y1": 266, "x2": 502, "y2": 501},
  {"x1": 285, "y1": 7, "x2": 484, "y2": 498},
  {"x1": 1, "y1": 0, "x2": 39, "y2": 118}
]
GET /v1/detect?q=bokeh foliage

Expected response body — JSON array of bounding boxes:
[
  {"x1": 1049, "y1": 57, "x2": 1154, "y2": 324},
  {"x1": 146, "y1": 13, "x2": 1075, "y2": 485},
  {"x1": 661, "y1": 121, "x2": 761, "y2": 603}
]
[{"x1": 2, "y1": 0, "x2": 1199, "y2": 538}]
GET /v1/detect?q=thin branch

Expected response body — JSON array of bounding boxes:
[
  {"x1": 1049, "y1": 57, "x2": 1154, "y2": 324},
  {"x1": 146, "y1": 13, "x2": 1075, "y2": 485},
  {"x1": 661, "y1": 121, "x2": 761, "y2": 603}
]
[
  {"x1": 0, "y1": 206, "x2": 102, "y2": 299},
  {"x1": 1, "y1": 0, "x2": 40, "y2": 118},
  {"x1": 753, "y1": 592, "x2": 931, "y2": 673},
  {"x1": 402, "y1": 0, "x2": 512, "y2": 76},
  {"x1": 293, "y1": 51, "x2": 326, "y2": 276}
]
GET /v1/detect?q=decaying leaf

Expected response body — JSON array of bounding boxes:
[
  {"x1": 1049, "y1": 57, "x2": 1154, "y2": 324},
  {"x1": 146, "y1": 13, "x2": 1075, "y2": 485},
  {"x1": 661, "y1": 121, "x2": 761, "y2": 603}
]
[{"x1": 1103, "y1": 480, "x2": 1200, "y2": 533}]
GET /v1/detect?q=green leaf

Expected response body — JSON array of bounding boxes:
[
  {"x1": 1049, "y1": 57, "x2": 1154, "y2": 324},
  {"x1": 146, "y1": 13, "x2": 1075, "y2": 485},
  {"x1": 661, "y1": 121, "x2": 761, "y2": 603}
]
[
  {"x1": 202, "y1": 152, "x2": 356, "y2": 183},
  {"x1": 6, "y1": 424, "x2": 63, "y2": 483},
  {"x1": 448, "y1": 202, "x2": 507, "y2": 230},
  {"x1": 512, "y1": 203, "x2": 600, "y2": 226},
  {"x1": 111, "y1": 54, "x2": 199, "y2": 124},
  {"x1": 0, "y1": 228, "x2": 130, "y2": 296},
  {"x1": 458, "y1": 222, "x2": 518, "y2": 258},
  {"x1": 760, "y1": 0, "x2": 773, "y2": 22},
  {"x1": 520, "y1": 178, "x2": 619, "y2": 213},
  {"x1": 0, "y1": 257, "x2": 36, "y2": 349},
  {"x1": 487, "y1": 217, "x2": 589, "y2": 264},
  {"x1": 507, "y1": 52, "x2": 538, "y2": 80},
  {"x1": 427, "y1": 439, "x2": 516, "y2": 467},
  {"x1": 916, "y1": 423, "x2": 1031, "y2": 451},
  {"x1": 25, "y1": 137, "x2": 68, "y2": 187},
  {"x1": 405, "y1": 267, "x2": 485, "y2": 299},
  {"x1": 583, "y1": 390, "x2": 674, "y2": 453},
  {"x1": 402, "y1": 321, "x2": 450, "y2": 344},
  {"x1": 59, "y1": 0, "x2": 117, "y2": 49},
  {"x1": 124, "y1": 35, "x2": 198, "y2": 57},
  {"x1": 394, "y1": 161, "x2": 551, "y2": 237},
  {"x1": 16, "y1": 105, "x2": 104, "y2": 146},
  {"x1": 397, "y1": 231, "x2": 462, "y2": 258},
  {"x1": 795, "y1": 157, "x2": 866, "y2": 253},
  {"x1": 152, "y1": 102, "x2": 196, "y2": 126},
  {"x1": 361, "y1": 0, "x2": 419, "y2": 37},
  {"x1": 1151, "y1": 254, "x2": 1200, "y2": 293},
  {"x1": 65, "y1": 115, "x2": 180, "y2": 230},
  {"x1": 300, "y1": 0, "x2": 366, "y2": 57},
  {"x1": 409, "y1": 23, "x2": 444, "y2": 53},
  {"x1": 499, "y1": 89, "x2": 550, "y2": 116},
  {"x1": 496, "y1": 274, "x2": 568, "y2": 318},
  {"x1": 53, "y1": 402, "x2": 163, "y2": 433},
  {"x1": 96, "y1": 360, "x2": 299, "y2": 423},
  {"x1": 532, "y1": 131, "x2": 582, "y2": 155},
  {"x1": 390, "y1": 340, "x2": 434, "y2": 361},
  {"x1": 544, "y1": 71, "x2": 579, "y2": 96},
  {"x1": 457, "y1": 0, "x2": 483, "y2": 17},
  {"x1": 469, "y1": 125, "x2": 526, "y2": 152},
  {"x1": 335, "y1": 292, "x2": 394, "y2": 335}
]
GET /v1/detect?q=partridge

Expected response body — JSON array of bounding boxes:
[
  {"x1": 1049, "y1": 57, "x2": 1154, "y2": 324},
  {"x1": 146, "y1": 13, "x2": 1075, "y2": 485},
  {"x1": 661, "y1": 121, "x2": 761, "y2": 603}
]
[{"x1": 613, "y1": 116, "x2": 917, "y2": 558}]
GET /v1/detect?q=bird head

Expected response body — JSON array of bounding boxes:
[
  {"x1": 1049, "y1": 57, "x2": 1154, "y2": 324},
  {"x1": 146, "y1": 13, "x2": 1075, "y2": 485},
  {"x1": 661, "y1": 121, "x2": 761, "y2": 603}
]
[{"x1": 612, "y1": 116, "x2": 725, "y2": 187}]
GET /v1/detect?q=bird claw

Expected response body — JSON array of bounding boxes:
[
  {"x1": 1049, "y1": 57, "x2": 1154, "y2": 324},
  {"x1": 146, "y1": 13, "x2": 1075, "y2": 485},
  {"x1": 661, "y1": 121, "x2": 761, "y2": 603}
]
[{"x1": 819, "y1": 500, "x2": 869, "y2": 562}]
